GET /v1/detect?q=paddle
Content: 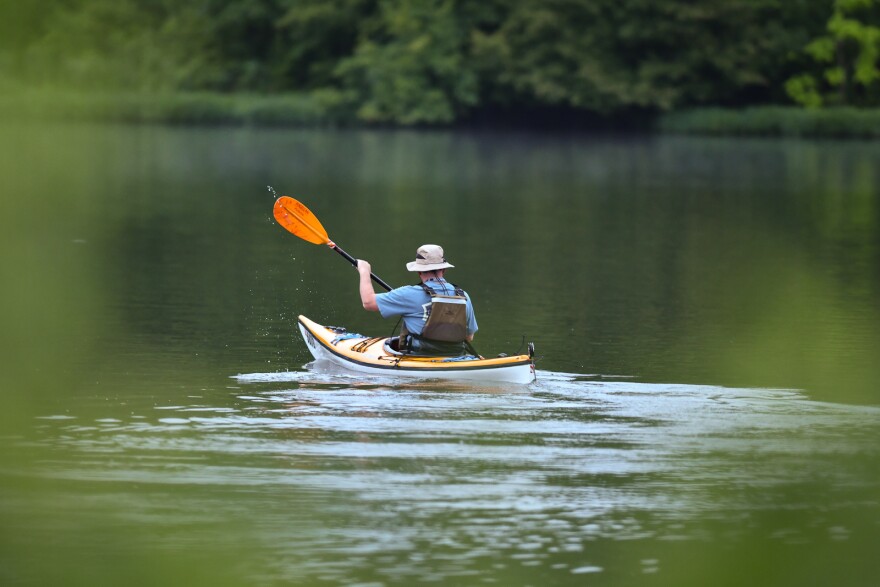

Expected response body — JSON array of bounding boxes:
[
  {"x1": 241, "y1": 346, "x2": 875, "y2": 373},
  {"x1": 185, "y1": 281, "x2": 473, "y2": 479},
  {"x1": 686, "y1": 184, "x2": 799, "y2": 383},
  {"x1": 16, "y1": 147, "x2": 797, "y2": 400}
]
[{"x1": 273, "y1": 196, "x2": 393, "y2": 291}]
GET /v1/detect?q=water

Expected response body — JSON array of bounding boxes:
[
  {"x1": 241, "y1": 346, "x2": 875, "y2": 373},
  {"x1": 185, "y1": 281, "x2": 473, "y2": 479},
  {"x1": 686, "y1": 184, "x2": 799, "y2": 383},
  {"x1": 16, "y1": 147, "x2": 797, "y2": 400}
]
[{"x1": 1, "y1": 123, "x2": 879, "y2": 585}]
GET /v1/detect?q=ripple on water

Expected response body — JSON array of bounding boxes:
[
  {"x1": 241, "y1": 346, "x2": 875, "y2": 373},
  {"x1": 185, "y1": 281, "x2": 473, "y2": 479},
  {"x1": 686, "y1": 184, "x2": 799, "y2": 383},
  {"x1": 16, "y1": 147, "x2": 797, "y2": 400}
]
[{"x1": 17, "y1": 370, "x2": 880, "y2": 585}]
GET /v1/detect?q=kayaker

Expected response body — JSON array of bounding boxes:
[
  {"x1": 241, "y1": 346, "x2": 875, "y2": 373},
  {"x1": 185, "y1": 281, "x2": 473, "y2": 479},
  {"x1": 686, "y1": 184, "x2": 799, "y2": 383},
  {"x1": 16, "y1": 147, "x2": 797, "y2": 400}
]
[{"x1": 357, "y1": 244, "x2": 478, "y2": 355}]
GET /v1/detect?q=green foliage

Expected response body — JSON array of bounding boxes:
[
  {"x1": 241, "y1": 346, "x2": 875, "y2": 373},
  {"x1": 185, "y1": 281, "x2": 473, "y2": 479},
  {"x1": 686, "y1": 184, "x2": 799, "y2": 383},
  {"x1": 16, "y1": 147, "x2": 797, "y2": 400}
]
[
  {"x1": 1, "y1": 0, "x2": 872, "y2": 125},
  {"x1": 785, "y1": 74, "x2": 824, "y2": 108},
  {"x1": 10, "y1": 1, "x2": 208, "y2": 91},
  {"x1": 335, "y1": 0, "x2": 480, "y2": 124},
  {"x1": 787, "y1": 0, "x2": 880, "y2": 106},
  {"x1": 0, "y1": 89, "x2": 329, "y2": 126},
  {"x1": 274, "y1": 0, "x2": 374, "y2": 90},
  {"x1": 470, "y1": 0, "x2": 828, "y2": 112},
  {"x1": 660, "y1": 106, "x2": 880, "y2": 137}
]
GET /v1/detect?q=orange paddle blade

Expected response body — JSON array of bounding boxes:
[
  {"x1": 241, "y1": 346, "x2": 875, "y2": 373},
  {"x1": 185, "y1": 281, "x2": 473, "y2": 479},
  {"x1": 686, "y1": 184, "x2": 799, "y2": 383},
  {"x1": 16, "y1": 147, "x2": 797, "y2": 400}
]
[{"x1": 273, "y1": 196, "x2": 330, "y2": 245}]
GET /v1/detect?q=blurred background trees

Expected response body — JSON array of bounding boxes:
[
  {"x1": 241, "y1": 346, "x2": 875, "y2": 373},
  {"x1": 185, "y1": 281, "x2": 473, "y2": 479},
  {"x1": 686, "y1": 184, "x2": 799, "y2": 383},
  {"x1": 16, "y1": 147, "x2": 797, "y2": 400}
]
[
  {"x1": 786, "y1": 0, "x2": 880, "y2": 107},
  {"x1": 2, "y1": 0, "x2": 877, "y2": 124}
]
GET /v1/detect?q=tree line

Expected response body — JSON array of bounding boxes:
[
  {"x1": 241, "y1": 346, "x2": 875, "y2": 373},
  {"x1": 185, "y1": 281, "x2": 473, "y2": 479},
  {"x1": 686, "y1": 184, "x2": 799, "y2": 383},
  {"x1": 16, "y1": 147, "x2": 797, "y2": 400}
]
[{"x1": 1, "y1": 0, "x2": 878, "y2": 125}]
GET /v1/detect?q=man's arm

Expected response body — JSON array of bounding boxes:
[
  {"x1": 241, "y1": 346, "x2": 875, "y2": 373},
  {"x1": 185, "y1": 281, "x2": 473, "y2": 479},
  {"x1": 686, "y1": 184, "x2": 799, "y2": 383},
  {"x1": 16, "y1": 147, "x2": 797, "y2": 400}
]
[
  {"x1": 466, "y1": 294, "x2": 477, "y2": 341},
  {"x1": 357, "y1": 260, "x2": 379, "y2": 312}
]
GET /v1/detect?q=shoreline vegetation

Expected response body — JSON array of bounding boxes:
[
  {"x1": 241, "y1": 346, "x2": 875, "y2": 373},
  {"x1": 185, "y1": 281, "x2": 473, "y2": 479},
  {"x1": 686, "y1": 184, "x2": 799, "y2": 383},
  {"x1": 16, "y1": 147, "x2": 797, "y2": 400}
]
[
  {"x1": 0, "y1": 89, "x2": 333, "y2": 127},
  {"x1": 2, "y1": 90, "x2": 880, "y2": 138},
  {"x1": 4, "y1": 2, "x2": 879, "y2": 138},
  {"x1": 660, "y1": 107, "x2": 880, "y2": 139}
]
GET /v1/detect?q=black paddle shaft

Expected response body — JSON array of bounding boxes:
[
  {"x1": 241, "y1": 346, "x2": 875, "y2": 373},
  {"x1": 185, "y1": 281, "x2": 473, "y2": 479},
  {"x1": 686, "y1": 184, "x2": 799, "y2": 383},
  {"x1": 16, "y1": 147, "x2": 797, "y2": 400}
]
[{"x1": 331, "y1": 244, "x2": 393, "y2": 292}]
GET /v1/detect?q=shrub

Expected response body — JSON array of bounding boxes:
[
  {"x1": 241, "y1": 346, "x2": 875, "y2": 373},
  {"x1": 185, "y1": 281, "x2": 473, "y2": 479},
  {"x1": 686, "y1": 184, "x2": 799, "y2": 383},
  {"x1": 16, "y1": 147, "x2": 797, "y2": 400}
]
[{"x1": 659, "y1": 107, "x2": 880, "y2": 138}]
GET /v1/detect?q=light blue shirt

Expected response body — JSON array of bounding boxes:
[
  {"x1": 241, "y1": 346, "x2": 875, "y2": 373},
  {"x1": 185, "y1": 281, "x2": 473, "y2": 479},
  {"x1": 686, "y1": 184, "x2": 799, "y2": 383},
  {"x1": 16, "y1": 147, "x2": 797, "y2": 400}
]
[{"x1": 376, "y1": 278, "x2": 478, "y2": 337}]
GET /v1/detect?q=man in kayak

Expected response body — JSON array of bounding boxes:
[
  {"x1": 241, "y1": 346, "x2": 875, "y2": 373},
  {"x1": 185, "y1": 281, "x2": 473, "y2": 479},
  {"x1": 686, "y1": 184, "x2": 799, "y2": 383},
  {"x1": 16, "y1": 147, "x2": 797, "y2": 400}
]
[{"x1": 357, "y1": 244, "x2": 478, "y2": 355}]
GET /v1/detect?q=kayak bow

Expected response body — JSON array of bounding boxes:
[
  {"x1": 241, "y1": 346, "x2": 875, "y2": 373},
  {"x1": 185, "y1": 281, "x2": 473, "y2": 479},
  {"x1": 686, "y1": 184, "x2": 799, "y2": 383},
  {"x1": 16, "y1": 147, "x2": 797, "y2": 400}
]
[{"x1": 298, "y1": 315, "x2": 535, "y2": 384}]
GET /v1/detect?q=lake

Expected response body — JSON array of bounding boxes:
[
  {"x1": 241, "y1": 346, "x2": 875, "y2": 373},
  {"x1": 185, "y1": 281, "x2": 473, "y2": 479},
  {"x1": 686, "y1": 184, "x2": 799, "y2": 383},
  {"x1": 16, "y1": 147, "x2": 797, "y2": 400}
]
[{"x1": 1, "y1": 123, "x2": 879, "y2": 585}]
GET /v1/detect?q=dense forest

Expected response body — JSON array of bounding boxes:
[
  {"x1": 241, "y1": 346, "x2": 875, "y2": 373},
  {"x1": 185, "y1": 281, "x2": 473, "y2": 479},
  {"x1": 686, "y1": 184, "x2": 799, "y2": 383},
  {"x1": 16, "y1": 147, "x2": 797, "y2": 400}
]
[{"x1": 1, "y1": 0, "x2": 879, "y2": 125}]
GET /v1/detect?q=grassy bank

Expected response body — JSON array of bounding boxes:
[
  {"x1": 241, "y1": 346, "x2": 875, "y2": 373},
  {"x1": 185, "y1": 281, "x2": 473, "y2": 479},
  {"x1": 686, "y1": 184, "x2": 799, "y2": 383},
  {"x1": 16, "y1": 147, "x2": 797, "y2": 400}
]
[
  {"x1": 4, "y1": 89, "x2": 880, "y2": 138},
  {"x1": 659, "y1": 107, "x2": 880, "y2": 139},
  {"x1": 0, "y1": 89, "x2": 339, "y2": 126}
]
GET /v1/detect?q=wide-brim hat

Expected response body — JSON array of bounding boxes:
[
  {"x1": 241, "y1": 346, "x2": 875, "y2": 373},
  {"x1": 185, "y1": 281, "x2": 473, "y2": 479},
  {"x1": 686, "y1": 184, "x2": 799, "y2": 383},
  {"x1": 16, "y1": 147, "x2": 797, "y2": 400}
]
[{"x1": 405, "y1": 244, "x2": 455, "y2": 272}]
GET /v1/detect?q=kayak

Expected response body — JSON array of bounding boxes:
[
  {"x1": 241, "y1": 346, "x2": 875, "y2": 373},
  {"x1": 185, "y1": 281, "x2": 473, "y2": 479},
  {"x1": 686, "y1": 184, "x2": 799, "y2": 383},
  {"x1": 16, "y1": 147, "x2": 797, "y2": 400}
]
[{"x1": 298, "y1": 315, "x2": 536, "y2": 384}]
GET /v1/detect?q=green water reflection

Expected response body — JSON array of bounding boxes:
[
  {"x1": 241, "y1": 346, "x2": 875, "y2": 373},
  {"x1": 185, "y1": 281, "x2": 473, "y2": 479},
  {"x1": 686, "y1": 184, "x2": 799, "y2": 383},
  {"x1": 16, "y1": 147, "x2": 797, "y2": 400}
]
[
  {"x1": 1, "y1": 123, "x2": 879, "y2": 585},
  {"x1": 2, "y1": 123, "x2": 878, "y2": 405}
]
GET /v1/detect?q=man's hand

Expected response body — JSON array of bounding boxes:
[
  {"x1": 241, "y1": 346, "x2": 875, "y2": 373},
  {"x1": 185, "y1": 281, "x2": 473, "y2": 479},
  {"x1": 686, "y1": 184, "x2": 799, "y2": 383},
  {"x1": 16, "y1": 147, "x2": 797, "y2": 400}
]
[{"x1": 357, "y1": 260, "x2": 379, "y2": 312}]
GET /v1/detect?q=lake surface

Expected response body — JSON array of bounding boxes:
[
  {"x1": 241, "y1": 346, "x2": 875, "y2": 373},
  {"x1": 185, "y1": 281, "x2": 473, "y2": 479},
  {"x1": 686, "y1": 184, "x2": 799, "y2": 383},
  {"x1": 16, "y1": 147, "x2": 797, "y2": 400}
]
[{"x1": 1, "y1": 123, "x2": 879, "y2": 585}]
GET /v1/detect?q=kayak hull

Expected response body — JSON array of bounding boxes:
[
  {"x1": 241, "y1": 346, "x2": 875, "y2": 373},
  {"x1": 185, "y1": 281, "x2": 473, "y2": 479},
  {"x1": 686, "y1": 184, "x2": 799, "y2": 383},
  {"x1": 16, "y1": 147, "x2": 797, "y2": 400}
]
[{"x1": 297, "y1": 315, "x2": 535, "y2": 384}]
